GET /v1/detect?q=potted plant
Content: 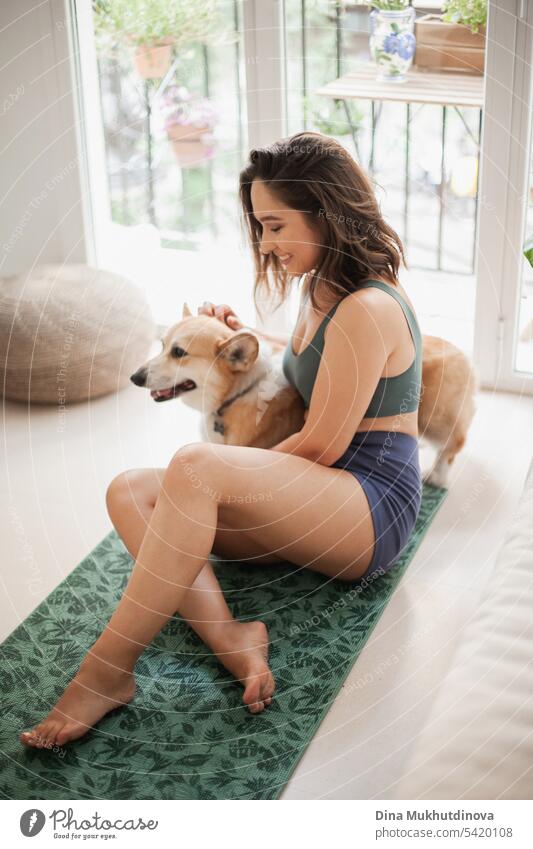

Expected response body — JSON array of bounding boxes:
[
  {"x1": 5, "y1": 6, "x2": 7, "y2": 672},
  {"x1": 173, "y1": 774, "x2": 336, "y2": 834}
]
[
  {"x1": 442, "y1": 0, "x2": 486, "y2": 33},
  {"x1": 160, "y1": 85, "x2": 217, "y2": 167},
  {"x1": 132, "y1": 39, "x2": 173, "y2": 80},
  {"x1": 524, "y1": 234, "x2": 533, "y2": 271},
  {"x1": 415, "y1": 0, "x2": 487, "y2": 75},
  {"x1": 364, "y1": 1, "x2": 416, "y2": 82},
  {"x1": 92, "y1": 0, "x2": 219, "y2": 79},
  {"x1": 520, "y1": 235, "x2": 533, "y2": 342}
]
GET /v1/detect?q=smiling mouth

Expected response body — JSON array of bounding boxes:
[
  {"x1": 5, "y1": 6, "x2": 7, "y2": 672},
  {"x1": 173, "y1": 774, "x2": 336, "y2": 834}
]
[{"x1": 150, "y1": 379, "x2": 197, "y2": 402}]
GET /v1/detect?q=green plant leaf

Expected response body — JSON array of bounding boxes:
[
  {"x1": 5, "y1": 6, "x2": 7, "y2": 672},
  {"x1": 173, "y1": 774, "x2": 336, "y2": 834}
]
[
  {"x1": 523, "y1": 235, "x2": 533, "y2": 268},
  {"x1": 441, "y1": 0, "x2": 487, "y2": 34}
]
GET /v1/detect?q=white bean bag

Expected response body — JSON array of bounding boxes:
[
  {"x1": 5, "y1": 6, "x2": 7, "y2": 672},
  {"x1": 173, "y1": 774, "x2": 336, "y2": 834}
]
[
  {"x1": 392, "y1": 457, "x2": 533, "y2": 799},
  {"x1": 0, "y1": 264, "x2": 155, "y2": 404}
]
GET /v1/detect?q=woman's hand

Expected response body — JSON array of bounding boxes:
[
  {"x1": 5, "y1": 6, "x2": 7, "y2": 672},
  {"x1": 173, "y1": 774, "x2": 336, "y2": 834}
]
[
  {"x1": 197, "y1": 301, "x2": 291, "y2": 350},
  {"x1": 198, "y1": 301, "x2": 244, "y2": 331}
]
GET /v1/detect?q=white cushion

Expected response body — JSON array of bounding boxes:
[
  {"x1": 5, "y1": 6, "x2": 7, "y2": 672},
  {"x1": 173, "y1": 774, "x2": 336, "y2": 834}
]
[{"x1": 392, "y1": 458, "x2": 533, "y2": 799}]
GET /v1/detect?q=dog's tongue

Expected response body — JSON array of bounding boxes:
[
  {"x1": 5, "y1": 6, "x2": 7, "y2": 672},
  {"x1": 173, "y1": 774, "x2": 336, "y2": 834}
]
[
  {"x1": 150, "y1": 379, "x2": 196, "y2": 400},
  {"x1": 151, "y1": 388, "x2": 174, "y2": 400}
]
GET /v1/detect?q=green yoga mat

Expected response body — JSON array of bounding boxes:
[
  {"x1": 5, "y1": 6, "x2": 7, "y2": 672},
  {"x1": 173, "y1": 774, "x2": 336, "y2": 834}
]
[{"x1": 0, "y1": 483, "x2": 447, "y2": 800}]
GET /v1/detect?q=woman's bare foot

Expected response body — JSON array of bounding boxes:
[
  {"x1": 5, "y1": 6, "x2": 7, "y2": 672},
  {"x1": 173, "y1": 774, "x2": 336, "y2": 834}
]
[
  {"x1": 19, "y1": 654, "x2": 136, "y2": 749},
  {"x1": 213, "y1": 620, "x2": 275, "y2": 714},
  {"x1": 19, "y1": 621, "x2": 273, "y2": 748}
]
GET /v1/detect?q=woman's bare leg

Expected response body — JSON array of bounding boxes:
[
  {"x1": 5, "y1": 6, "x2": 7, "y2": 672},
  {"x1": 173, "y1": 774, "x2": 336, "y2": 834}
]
[
  {"x1": 103, "y1": 468, "x2": 274, "y2": 710},
  {"x1": 20, "y1": 454, "x2": 275, "y2": 749},
  {"x1": 20, "y1": 438, "x2": 374, "y2": 749}
]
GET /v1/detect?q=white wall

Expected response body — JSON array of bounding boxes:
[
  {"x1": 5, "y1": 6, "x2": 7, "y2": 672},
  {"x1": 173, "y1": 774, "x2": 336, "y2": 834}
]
[{"x1": 0, "y1": 0, "x2": 90, "y2": 277}]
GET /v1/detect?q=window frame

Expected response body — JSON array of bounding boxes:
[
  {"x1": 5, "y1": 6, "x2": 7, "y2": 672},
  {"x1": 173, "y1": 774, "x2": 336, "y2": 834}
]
[{"x1": 474, "y1": 0, "x2": 533, "y2": 393}]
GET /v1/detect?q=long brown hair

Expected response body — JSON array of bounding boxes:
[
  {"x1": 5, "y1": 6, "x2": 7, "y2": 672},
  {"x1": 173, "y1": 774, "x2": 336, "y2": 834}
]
[{"x1": 239, "y1": 131, "x2": 407, "y2": 315}]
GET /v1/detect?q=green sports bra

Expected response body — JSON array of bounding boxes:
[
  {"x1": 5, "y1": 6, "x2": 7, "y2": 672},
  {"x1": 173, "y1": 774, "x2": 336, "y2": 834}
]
[{"x1": 282, "y1": 279, "x2": 423, "y2": 418}]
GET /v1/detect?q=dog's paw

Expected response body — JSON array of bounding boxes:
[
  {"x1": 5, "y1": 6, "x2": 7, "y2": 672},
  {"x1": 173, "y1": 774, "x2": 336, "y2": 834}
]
[{"x1": 423, "y1": 467, "x2": 449, "y2": 489}]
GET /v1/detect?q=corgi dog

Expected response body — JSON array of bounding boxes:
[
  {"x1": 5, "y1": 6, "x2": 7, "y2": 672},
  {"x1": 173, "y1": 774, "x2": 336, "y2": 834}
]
[
  {"x1": 130, "y1": 304, "x2": 306, "y2": 449},
  {"x1": 418, "y1": 334, "x2": 477, "y2": 486},
  {"x1": 131, "y1": 304, "x2": 477, "y2": 487}
]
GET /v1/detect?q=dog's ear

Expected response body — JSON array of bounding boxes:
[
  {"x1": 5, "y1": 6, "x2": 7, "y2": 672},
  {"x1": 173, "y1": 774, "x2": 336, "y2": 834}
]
[
  {"x1": 182, "y1": 302, "x2": 193, "y2": 318},
  {"x1": 216, "y1": 332, "x2": 259, "y2": 372}
]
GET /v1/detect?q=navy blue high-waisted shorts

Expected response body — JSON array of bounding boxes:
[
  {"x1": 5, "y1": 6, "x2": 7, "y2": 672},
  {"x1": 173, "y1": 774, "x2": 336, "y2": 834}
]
[{"x1": 330, "y1": 430, "x2": 422, "y2": 580}]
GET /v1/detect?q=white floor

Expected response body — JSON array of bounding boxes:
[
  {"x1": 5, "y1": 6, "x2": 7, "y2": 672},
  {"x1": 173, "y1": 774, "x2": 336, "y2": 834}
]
[{"x1": 2, "y1": 366, "x2": 533, "y2": 798}]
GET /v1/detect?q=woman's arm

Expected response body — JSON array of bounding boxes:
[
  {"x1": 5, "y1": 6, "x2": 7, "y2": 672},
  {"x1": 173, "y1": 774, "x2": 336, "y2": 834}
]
[
  {"x1": 197, "y1": 302, "x2": 290, "y2": 350},
  {"x1": 271, "y1": 291, "x2": 394, "y2": 465},
  {"x1": 270, "y1": 427, "x2": 320, "y2": 461},
  {"x1": 252, "y1": 327, "x2": 291, "y2": 349}
]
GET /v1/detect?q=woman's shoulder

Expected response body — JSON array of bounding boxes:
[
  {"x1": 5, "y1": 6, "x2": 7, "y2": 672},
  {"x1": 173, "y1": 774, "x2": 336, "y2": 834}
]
[
  {"x1": 307, "y1": 278, "x2": 388, "y2": 313},
  {"x1": 325, "y1": 284, "x2": 393, "y2": 332},
  {"x1": 320, "y1": 289, "x2": 397, "y2": 364},
  {"x1": 309, "y1": 277, "x2": 416, "y2": 324},
  {"x1": 334, "y1": 280, "x2": 396, "y2": 316},
  {"x1": 341, "y1": 278, "x2": 418, "y2": 322},
  {"x1": 322, "y1": 281, "x2": 408, "y2": 356}
]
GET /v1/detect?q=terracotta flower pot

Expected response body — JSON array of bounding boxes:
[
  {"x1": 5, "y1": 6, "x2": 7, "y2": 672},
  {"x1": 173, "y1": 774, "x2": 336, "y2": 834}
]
[
  {"x1": 166, "y1": 122, "x2": 214, "y2": 166},
  {"x1": 133, "y1": 40, "x2": 173, "y2": 79},
  {"x1": 166, "y1": 123, "x2": 212, "y2": 142},
  {"x1": 415, "y1": 14, "x2": 486, "y2": 75}
]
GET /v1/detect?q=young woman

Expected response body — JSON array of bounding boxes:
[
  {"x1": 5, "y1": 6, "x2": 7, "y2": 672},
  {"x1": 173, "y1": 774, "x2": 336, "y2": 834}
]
[{"x1": 20, "y1": 132, "x2": 422, "y2": 748}]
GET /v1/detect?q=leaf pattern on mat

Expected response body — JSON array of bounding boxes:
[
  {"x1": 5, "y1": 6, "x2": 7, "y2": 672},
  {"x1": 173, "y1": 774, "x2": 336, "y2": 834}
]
[{"x1": 0, "y1": 484, "x2": 447, "y2": 799}]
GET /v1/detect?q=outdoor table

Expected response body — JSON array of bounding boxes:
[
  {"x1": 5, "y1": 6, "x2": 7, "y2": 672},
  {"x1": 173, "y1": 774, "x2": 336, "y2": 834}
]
[{"x1": 316, "y1": 62, "x2": 485, "y2": 272}]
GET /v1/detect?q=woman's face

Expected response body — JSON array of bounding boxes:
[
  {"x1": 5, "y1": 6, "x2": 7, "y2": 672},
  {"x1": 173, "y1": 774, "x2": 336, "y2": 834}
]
[{"x1": 250, "y1": 179, "x2": 324, "y2": 276}]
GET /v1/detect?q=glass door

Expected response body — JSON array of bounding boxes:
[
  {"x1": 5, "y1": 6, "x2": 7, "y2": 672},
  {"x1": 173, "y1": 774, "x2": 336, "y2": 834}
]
[
  {"x1": 70, "y1": 0, "x2": 533, "y2": 389},
  {"x1": 281, "y1": 0, "x2": 486, "y2": 354},
  {"x1": 73, "y1": 0, "x2": 257, "y2": 326},
  {"x1": 474, "y1": 0, "x2": 533, "y2": 393},
  {"x1": 515, "y1": 99, "x2": 533, "y2": 375}
]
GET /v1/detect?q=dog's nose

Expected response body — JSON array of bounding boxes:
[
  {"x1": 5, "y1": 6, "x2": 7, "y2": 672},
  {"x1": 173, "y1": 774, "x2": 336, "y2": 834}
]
[{"x1": 130, "y1": 367, "x2": 148, "y2": 387}]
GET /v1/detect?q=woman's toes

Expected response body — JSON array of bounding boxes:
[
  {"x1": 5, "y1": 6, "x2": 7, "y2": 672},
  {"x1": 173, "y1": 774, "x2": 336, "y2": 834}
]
[
  {"x1": 28, "y1": 724, "x2": 46, "y2": 747},
  {"x1": 243, "y1": 686, "x2": 259, "y2": 712},
  {"x1": 242, "y1": 670, "x2": 275, "y2": 713},
  {"x1": 19, "y1": 730, "x2": 37, "y2": 747},
  {"x1": 37, "y1": 722, "x2": 55, "y2": 747},
  {"x1": 257, "y1": 675, "x2": 274, "y2": 708},
  {"x1": 42, "y1": 724, "x2": 60, "y2": 750},
  {"x1": 21, "y1": 719, "x2": 64, "y2": 750},
  {"x1": 35, "y1": 731, "x2": 49, "y2": 748},
  {"x1": 22, "y1": 729, "x2": 45, "y2": 748},
  {"x1": 243, "y1": 676, "x2": 264, "y2": 706}
]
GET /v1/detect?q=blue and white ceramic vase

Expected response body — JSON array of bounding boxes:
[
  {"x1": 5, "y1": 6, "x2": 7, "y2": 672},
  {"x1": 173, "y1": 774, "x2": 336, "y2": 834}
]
[{"x1": 369, "y1": 7, "x2": 416, "y2": 82}]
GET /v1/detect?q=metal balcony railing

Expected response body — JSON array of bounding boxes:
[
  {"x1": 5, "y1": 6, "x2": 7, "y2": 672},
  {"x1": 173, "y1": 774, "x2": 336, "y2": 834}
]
[{"x1": 95, "y1": 0, "x2": 481, "y2": 274}]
